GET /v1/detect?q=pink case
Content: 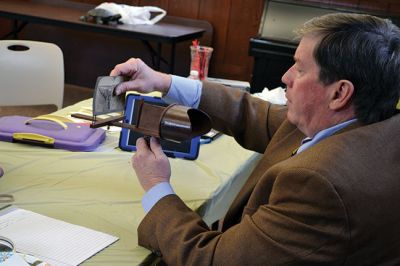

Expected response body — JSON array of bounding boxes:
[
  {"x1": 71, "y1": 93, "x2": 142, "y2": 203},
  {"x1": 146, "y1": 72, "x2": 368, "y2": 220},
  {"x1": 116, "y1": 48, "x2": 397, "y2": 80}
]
[{"x1": 0, "y1": 116, "x2": 105, "y2": 151}]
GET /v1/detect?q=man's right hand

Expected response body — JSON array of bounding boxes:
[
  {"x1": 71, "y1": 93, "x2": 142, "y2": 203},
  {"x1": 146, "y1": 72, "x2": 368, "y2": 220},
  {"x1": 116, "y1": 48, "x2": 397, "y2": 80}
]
[{"x1": 110, "y1": 58, "x2": 172, "y2": 96}]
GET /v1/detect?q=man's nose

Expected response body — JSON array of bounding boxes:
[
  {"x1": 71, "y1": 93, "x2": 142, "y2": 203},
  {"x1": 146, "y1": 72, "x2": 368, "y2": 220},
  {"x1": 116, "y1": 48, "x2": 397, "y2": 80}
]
[{"x1": 281, "y1": 67, "x2": 292, "y2": 87}]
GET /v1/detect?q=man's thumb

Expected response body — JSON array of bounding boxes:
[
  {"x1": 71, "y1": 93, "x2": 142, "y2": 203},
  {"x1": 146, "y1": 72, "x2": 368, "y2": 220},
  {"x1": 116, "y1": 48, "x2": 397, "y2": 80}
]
[{"x1": 115, "y1": 79, "x2": 143, "y2": 95}]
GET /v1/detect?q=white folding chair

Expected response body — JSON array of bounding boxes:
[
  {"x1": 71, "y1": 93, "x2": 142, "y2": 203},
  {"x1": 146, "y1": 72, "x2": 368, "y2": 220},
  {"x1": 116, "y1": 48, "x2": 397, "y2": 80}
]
[{"x1": 0, "y1": 40, "x2": 64, "y2": 116}]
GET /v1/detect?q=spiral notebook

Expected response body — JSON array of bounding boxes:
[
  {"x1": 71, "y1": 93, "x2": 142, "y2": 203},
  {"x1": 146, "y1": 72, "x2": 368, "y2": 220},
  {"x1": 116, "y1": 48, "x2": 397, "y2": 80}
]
[{"x1": 0, "y1": 206, "x2": 118, "y2": 266}]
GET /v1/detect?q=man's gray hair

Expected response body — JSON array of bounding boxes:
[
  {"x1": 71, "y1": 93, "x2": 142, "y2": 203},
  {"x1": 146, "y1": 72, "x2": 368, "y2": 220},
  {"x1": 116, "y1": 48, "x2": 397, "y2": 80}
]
[{"x1": 296, "y1": 13, "x2": 400, "y2": 124}]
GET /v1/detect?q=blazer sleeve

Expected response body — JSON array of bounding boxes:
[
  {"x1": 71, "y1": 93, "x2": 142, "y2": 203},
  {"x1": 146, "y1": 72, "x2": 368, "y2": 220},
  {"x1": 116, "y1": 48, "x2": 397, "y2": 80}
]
[
  {"x1": 198, "y1": 81, "x2": 287, "y2": 153},
  {"x1": 137, "y1": 167, "x2": 349, "y2": 266}
]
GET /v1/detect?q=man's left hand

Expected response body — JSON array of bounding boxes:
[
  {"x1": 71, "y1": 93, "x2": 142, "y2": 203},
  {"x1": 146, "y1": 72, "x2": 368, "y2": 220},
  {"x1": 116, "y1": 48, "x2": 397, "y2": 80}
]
[{"x1": 131, "y1": 137, "x2": 171, "y2": 191}]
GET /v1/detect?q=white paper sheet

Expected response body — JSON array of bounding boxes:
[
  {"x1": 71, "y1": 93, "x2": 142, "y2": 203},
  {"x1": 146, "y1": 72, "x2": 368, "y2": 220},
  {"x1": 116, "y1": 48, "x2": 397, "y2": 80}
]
[{"x1": 0, "y1": 207, "x2": 118, "y2": 266}]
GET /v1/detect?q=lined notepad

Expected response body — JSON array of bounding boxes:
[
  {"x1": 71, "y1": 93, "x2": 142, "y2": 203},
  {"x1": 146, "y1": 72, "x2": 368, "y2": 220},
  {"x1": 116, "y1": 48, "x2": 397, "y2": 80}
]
[{"x1": 0, "y1": 206, "x2": 118, "y2": 266}]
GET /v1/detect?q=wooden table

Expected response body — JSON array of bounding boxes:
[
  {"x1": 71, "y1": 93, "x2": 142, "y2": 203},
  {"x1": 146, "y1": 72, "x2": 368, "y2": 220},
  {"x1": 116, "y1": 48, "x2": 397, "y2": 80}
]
[{"x1": 0, "y1": 0, "x2": 208, "y2": 73}]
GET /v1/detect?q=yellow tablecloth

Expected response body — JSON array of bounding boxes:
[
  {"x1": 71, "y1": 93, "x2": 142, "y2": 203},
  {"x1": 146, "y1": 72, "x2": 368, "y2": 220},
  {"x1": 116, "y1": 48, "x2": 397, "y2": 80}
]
[{"x1": 0, "y1": 99, "x2": 260, "y2": 265}]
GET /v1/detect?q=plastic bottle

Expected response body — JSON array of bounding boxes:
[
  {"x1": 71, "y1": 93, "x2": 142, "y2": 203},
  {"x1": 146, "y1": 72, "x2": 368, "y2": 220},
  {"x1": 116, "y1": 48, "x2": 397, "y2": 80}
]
[{"x1": 188, "y1": 70, "x2": 199, "y2": 80}]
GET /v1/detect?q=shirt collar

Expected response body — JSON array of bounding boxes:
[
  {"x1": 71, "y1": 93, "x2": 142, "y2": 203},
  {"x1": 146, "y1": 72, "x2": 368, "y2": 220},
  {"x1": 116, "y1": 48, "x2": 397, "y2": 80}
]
[{"x1": 296, "y1": 118, "x2": 357, "y2": 154}]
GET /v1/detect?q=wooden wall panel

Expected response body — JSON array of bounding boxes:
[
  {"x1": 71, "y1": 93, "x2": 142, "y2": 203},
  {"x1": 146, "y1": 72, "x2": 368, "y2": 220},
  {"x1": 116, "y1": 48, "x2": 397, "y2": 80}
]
[
  {"x1": 0, "y1": 19, "x2": 13, "y2": 37},
  {"x1": 197, "y1": 0, "x2": 232, "y2": 78},
  {"x1": 304, "y1": 0, "x2": 331, "y2": 4},
  {"x1": 358, "y1": 1, "x2": 388, "y2": 12},
  {"x1": 66, "y1": 0, "x2": 261, "y2": 81},
  {"x1": 166, "y1": 0, "x2": 201, "y2": 18},
  {"x1": 3, "y1": 0, "x2": 398, "y2": 86},
  {"x1": 66, "y1": 0, "x2": 400, "y2": 83},
  {"x1": 75, "y1": 1, "x2": 142, "y2": 5},
  {"x1": 222, "y1": 0, "x2": 264, "y2": 79},
  {"x1": 138, "y1": 0, "x2": 168, "y2": 11},
  {"x1": 330, "y1": 0, "x2": 359, "y2": 8},
  {"x1": 389, "y1": 2, "x2": 400, "y2": 14},
  {"x1": 303, "y1": 0, "x2": 400, "y2": 15}
]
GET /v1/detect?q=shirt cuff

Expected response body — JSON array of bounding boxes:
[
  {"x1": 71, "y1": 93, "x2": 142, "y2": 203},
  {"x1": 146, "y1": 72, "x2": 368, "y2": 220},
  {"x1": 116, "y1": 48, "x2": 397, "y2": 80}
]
[
  {"x1": 141, "y1": 182, "x2": 175, "y2": 213},
  {"x1": 163, "y1": 75, "x2": 202, "y2": 108}
]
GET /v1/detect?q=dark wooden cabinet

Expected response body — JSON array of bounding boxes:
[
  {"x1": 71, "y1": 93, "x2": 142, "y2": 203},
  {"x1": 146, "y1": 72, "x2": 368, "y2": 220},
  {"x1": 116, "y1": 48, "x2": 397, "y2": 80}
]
[
  {"x1": 249, "y1": 38, "x2": 296, "y2": 93},
  {"x1": 248, "y1": 0, "x2": 400, "y2": 93}
]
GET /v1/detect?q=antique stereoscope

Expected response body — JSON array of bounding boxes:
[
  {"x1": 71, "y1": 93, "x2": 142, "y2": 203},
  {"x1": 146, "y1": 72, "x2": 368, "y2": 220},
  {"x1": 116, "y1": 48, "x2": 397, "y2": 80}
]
[{"x1": 72, "y1": 76, "x2": 211, "y2": 143}]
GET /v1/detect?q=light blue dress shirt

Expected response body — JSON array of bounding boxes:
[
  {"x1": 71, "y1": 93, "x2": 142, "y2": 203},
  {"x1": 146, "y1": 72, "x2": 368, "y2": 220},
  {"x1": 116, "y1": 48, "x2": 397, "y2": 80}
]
[
  {"x1": 142, "y1": 75, "x2": 201, "y2": 213},
  {"x1": 141, "y1": 76, "x2": 357, "y2": 213},
  {"x1": 162, "y1": 75, "x2": 202, "y2": 108}
]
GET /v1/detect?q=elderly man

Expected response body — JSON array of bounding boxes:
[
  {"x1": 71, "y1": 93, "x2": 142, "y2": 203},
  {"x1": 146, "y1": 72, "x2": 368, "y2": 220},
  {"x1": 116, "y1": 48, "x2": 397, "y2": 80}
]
[{"x1": 111, "y1": 13, "x2": 400, "y2": 265}]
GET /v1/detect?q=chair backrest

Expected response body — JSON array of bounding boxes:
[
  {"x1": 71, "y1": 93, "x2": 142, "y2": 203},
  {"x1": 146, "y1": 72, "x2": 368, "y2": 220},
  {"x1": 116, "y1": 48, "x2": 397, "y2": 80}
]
[{"x1": 0, "y1": 40, "x2": 64, "y2": 109}]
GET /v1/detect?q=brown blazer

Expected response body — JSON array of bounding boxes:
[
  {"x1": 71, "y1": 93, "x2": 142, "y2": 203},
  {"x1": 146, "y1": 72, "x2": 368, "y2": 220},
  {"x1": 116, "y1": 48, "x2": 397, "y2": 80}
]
[{"x1": 138, "y1": 82, "x2": 400, "y2": 265}]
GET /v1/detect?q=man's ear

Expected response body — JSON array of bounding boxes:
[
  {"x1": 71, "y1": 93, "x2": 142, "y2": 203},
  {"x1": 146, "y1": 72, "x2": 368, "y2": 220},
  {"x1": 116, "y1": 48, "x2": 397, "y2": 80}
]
[{"x1": 329, "y1": 80, "x2": 354, "y2": 110}]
